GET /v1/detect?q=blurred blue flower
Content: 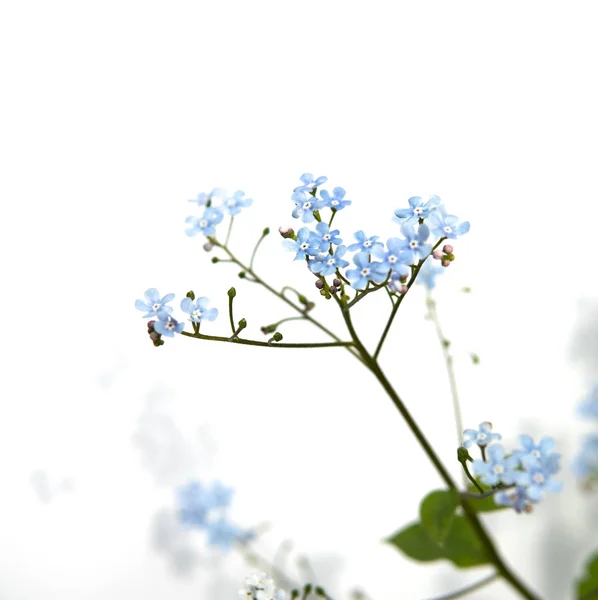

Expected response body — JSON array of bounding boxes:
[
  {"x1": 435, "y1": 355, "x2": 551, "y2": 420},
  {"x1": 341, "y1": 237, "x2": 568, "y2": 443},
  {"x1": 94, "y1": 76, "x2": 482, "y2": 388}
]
[
  {"x1": 513, "y1": 434, "x2": 560, "y2": 470},
  {"x1": 294, "y1": 173, "x2": 327, "y2": 193},
  {"x1": 223, "y1": 190, "x2": 253, "y2": 216},
  {"x1": 416, "y1": 260, "x2": 445, "y2": 290},
  {"x1": 578, "y1": 384, "x2": 598, "y2": 420},
  {"x1": 473, "y1": 444, "x2": 519, "y2": 486},
  {"x1": 462, "y1": 422, "x2": 501, "y2": 448},
  {"x1": 573, "y1": 434, "x2": 598, "y2": 480},
  {"x1": 185, "y1": 207, "x2": 224, "y2": 237},
  {"x1": 427, "y1": 205, "x2": 470, "y2": 239}
]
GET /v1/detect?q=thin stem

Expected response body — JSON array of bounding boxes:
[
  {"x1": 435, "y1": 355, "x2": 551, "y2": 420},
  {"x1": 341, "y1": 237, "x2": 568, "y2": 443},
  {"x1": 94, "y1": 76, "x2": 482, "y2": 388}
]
[
  {"x1": 228, "y1": 292, "x2": 236, "y2": 334},
  {"x1": 424, "y1": 573, "x2": 499, "y2": 600},
  {"x1": 180, "y1": 330, "x2": 354, "y2": 349},
  {"x1": 461, "y1": 460, "x2": 485, "y2": 494},
  {"x1": 224, "y1": 216, "x2": 234, "y2": 247},
  {"x1": 250, "y1": 227, "x2": 269, "y2": 271},
  {"x1": 426, "y1": 292, "x2": 464, "y2": 449},
  {"x1": 211, "y1": 239, "x2": 365, "y2": 365}
]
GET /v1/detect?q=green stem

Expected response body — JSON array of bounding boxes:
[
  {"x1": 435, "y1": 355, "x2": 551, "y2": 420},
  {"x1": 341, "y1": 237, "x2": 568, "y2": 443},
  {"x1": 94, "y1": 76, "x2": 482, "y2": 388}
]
[
  {"x1": 224, "y1": 216, "x2": 234, "y2": 247},
  {"x1": 424, "y1": 572, "x2": 499, "y2": 600},
  {"x1": 180, "y1": 330, "x2": 354, "y2": 349},
  {"x1": 338, "y1": 308, "x2": 541, "y2": 600},
  {"x1": 249, "y1": 227, "x2": 269, "y2": 271}
]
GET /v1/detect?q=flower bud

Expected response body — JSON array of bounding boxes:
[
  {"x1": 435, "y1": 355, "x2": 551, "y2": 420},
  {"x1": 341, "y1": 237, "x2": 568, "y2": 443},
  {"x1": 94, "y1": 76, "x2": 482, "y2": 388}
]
[
  {"x1": 433, "y1": 250, "x2": 443, "y2": 260},
  {"x1": 203, "y1": 241, "x2": 213, "y2": 252},
  {"x1": 147, "y1": 320, "x2": 155, "y2": 330},
  {"x1": 315, "y1": 279, "x2": 325, "y2": 289},
  {"x1": 278, "y1": 226, "x2": 294, "y2": 239},
  {"x1": 149, "y1": 332, "x2": 160, "y2": 341},
  {"x1": 332, "y1": 278, "x2": 341, "y2": 287},
  {"x1": 330, "y1": 286, "x2": 338, "y2": 294},
  {"x1": 441, "y1": 259, "x2": 451, "y2": 267},
  {"x1": 400, "y1": 285, "x2": 408, "y2": 294},
  {"x1": 442, "y1": 244, "x2": 454, "y2": 254}
]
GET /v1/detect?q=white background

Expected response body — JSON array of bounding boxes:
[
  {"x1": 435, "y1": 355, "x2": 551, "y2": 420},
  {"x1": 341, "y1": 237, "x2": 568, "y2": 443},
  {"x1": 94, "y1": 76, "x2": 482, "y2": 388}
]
[{"x1": 1, "y1": 2, "x2": 597, "y2": 599}]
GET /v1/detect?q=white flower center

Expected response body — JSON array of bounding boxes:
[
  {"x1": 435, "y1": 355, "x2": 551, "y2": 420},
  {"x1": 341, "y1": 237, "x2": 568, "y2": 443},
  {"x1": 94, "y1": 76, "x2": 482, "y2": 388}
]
[
  {"x1": 199, "y1": 219, "x2": 208, "y2": 228},
  {"x1": 388, "y1": 255, "x2": 397, "y2": 264},
  {"x1": 326, "y1": 258, "x2": 335, "y2": 266},
  {"x1": 303, "y1": 201, "x2": 312, "y2": 210},
  {"x1": 444, "y1": 226, "x2": 452, "y2": 233},
  {"x1": 331, "y1": 200, "x2": 339, "y2": 206},
  {"x1": 361, "y1": 268, "x2": 370, "y2": 276},
  {"x1": 409, "y1": 240, "x2": 419, "y2": 249},
  {"x1": 300, "y1": 242, "x2": 309, "y2": 250},
  {"x1": 165, "y1": 320, "x2": 175, "y2": 331},
  {"x1": 152, "y1": 303, "x2": 161, "y2": 311},
  {"x1": 492, "y1": 464, "x2": 504, "y2": 475},
  {"x1": 363, "y1": 240, "x2": 371, "y2": 248},
  {"x1": 414, "y1": 207, "x2": 423, "y2": 215},
  {"x1": 192, "y1": 309, "x2": 202, "y2": 319},
  {"x1": 323, "y1": 234, "x2": 331, "y2": 241},
  {"x1": 532, "y1": 472, "x2": 545, "y2": 485}
]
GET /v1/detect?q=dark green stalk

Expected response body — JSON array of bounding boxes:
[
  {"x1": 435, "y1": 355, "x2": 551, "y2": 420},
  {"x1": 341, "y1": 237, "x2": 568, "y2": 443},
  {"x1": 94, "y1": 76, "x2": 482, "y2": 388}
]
[{"x1": 180, "y1": 330, "x2": 354, "y2": 349}]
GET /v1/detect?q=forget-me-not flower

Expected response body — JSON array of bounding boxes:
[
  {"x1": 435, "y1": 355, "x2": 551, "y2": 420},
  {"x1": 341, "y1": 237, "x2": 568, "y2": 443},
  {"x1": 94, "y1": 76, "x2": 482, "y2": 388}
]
[
  {"x1": 473, "y1": 444, "x2": 519, "y2": 486},
  {"x1": 394, "y1": 195, "x2": 441, "y2": 224},
  {"x1": 427, "y1": 205, "x2": 470, "y2": 239},
  {"x1": 578, "y1": 384, "x2": 598, "y2": 420},
  {"x1": 135, "y1": 288, "x2": 175, "y2": 318},
  {"x1": 346, "y1": 252, "x2": 386, "y2": 291},
  {"x1": 310, "y1": 221, "x2": 343, "y2": 252},
  {"x1": 309, "y1": 246, "x2": 350, "y2": 277},
  {"x1": 319, "y1": 187, "x2": 352, "y2": 211},
  {"x1": 283, "y1": 227, "x2": 320, "y2": 260},
  {"x1": 185, "y1": 207, "x2": 224, "y2": 237},
  {"x1": 153, "y1": 312, "x2": 185, "y2": 337},
  {"x1": 293, "y1": 173, "x2": 327, "y2": 193},
  {"x1": 181, "y1": 297, "x2": 218, "y2": 323},
  {"x1": 347, "y1": 230, "x2": 384, "y2": 253},
  {"x1": 463, "y1": 422, "x2": 501, "y2": 448},
  {"x1": 223, "y1": 190, "x2": 253, "y2": 216}
]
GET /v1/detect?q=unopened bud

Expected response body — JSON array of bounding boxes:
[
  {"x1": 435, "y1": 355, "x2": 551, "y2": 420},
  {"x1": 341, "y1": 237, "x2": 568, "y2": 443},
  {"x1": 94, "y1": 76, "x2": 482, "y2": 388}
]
[
  {"x1": 203, "y1": 242, "x2": 213, "y2": 252},
  {"x1": 332, "y1": 278, "x2": 341, "y2": 287},
  {"x1": 227, "y1": 287, "x2": 237, "y2": 298},
  {"x1": 399, "y1": 274, "x2": 408, "y2": 283},
  {"x1": 315, "y1": 279, "x2": 325, "y2": 289},
  {"x1": 446, "y1": 253, "x2": 455, "y2": 261},
  {"x1": 147, "y1": 320, "x2": 155, "y2": 330},
  {"x1": 442, "y1": 244, "x2": 454, "y2": 254},
  {"x1": 400, "y1": 285, "x2": 408, "y2": 294},
  {"x1": 211, "y1": 256, "x2": 219, "y2": 263},
  {"x1": 304, "y1": 301, "x2": 315, "y2": 311},
  {"x1": 329, "y1": 286, "x2": 338, "y2": 294},
  {"x1": 278, "y1": 226, "x2": 294, "y2": 239},
  {"x1": 441, "y1": 259, "x2": 451, "y2": 267},
  {"x1": 149, "y1": 332, "x2": 160, "y2": 341},
  {"x1": 433, "y1": 250, "x2": 443, "y2": 260}
]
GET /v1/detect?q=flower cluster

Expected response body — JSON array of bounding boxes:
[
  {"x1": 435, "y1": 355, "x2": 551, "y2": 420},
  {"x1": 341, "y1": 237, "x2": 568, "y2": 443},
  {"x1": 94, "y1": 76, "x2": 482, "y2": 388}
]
[
  {"x1": 185, "y1": 187, "x2": 253, "y2": 238},
  {"x1": 573, "y1": 384, "x2": 598, "y2": 487},
  {"x1": 284, "y1": 173, "x2": 470, "y2": 295},
  {"x1": 135, "y1": 288, "x2": 217, "y2": 345},
  {"x1": 239, "y1": 572, "x2": 288, "y2": 600},
  {"x1": 177, "y1": 480, "x2": 254, "y2": 552},
  {"x1": 464, "y1": 422, "x2": 563, "y2": 513}
]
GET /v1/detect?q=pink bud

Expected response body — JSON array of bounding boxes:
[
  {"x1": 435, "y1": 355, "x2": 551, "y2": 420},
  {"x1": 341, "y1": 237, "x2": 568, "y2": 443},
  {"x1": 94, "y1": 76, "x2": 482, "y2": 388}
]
[
  {"x1": 315, "y1": 279, "x2": 325, "y2": 289},
  {"x1": 443, "y1": 244, "x2": 454, "y2": 254},
  {"x1": 433, "y1": 250, "x2": 443, "y2": 260},
  {"x1": 400, "y1": 285, "x2": 408, "y2": 294},
  {"x1": 278, "y1": 226, "x2": 294, "y2": 239}
]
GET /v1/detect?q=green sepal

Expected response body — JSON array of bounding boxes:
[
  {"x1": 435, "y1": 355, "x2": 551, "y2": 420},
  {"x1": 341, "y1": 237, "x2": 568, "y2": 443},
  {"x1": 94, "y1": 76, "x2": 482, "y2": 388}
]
[{"x1": 186, "y1": 290, "x2": 195, "y2": 300}]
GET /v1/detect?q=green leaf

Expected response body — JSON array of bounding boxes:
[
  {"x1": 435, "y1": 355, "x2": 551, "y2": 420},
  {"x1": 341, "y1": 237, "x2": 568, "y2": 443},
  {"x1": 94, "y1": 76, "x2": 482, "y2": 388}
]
[
  {"x1": 577, "y1": 551, "x2": 598, "y2": 598},
  {"x1": 466, "y1": 485, "x2": 509, "y2": 513},
  {"x1": 443, "y1": 516, "x2": 490, "y2": 567},
  {"x1": 420, "y1": 489, "x2": 459, "y2": 545},
  {"x1": 386, "y1": 523, "x2": 445, "y2": 562}
]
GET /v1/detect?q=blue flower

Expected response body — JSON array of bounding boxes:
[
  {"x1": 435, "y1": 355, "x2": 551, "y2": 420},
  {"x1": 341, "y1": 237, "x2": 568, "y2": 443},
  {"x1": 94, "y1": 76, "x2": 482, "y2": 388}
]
[
  {"x1": 185, "y1": 207, "x2": 224, "y2": 237},
  {"x1": 578, "y1": 384, "x2": 598, "y2": 420},
  {"x1": 347, "y1": 230, "x2": 384, "y2": 253},
  {"x1": 135, "y1": 288, "x2": 175, "y2": 318},
  {"x1": 345, "y1": 252, "x2": 386, "y2": 291},
  {"x1": 153, "y1": 312, "x2": 185, "y2": 337},
  {"x1": 427, "y1": 205, "x2": 470, "y2": 239},
  {"x1": 371, "y1": 238, "x2": 411, "y2": 276},
  {"x1": 188, "y1": 188, "x2": 224, "y2": 207},
  {"x1": 223, "y1": 190, "x2": 253, "y2": 216},
  {"x1": 515, "y1": 460, "x2": 563, "y2": 501},
  {"x1": 396, "y1": 222, "x2": 432, "y2": 265},
  {"x1": 205, "y1": 517, "x2": 243, "y2": 551},
  {"x1": 463, "y1": 422, "x2": 501, "y2": 448},
  {"x1": 282, "y1": 226, "x2": 320, "y2": 260},
  {"x1": 494, "y1": 486, "x2": 532, "y2": 513},
  {"x1": 293, "y1": 173, "x2": 327, "y2": 193},
  {"x1": 291, "y1": 192, "x2": 325, "y2": 223},
  {"x1": 572, "y1": 434, "x2": 598, "y2": 479},
  {"x1": 513, "y1": 434, "x2": 560, "y2": 470},
  {"x1": 319, "y1": 187, "x2": 352, "y2": 211},
  {"x1": 180, "y1": 297, "x2": 218, "y2": 323},
  {"x1": 473, "y1": 444, "x2": 519, "y2": 486},
  {"x1": 310, "y1": 221, "x2": 343, "y2": 252},
  {"x1": 394, "y1": 195, "x2": 441, "y2": 224},
  {"x1": 309, "y1": 246, "x2": 350, "y2": 277},
  {"x1": 416, "y1": 259, "x2": 445, "y2": 290},
  {"x1": 177, "y1": 481, "x2": 211, "y2": 526}
]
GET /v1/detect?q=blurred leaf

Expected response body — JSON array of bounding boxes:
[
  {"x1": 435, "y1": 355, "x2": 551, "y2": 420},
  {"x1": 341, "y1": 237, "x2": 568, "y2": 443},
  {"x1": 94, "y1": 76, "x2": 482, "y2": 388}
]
[
  {"x1": 470, "y1": 352, "x2": 480, "y2": 364},
  {"x1": 420, "y1": 489, "x2": 459, "y2": 544},
  {"x1": 577, "y1": 551, "x2": 598, "y2": 598},
  {"x1": 386, "y1": 523, "x2": 445, "y2": 562},
  {"x1": 443, "y1": 516, "x2": 490, "y2": 567}
]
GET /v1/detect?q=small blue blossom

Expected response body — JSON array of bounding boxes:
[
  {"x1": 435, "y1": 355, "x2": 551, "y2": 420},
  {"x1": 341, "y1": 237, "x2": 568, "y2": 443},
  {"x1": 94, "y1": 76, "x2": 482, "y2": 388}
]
[
  {"x1": 572, "y1": 434, "x2": 598, "y2": 480},
  {"x1": 185, "y1": 207, "x2": 224, "y2": 237},
  {"x1": 396, "y1": 222, "x2": 432, "y2": 265},
  {"x1": 513, "y1": 434, "x2": 560, "y2": 470},
  {"x1": 494, "y1": 486, "x2": 532, "y2": 513},
  {"x1": 319, "y1": 187, "x2": 352, "y2": 211},
  {"x1": 205, "y1": 517, "x2": 243, "y2": 551},
  {"x1": 463, "y1": 422, "x2": 501, "y2": 448},
  {"x1": 371, "y1": 238, "x2": 412, "y2": 276},
  {"x1": 416, "y1": 259, "x2": 445, "y2": 290},
  {"x1": 223, "y1": 190, "x2": 253, "y2": 216},
  {"x1": 293, "y1": 173, "x2": 328, "y2": 193},
  {"x1": 153, "y1": 312, "x2": 185, "y2": 337},
  {"x1": 473, "y1": 444, "x2": 519, "y2": 486},
  {"x1": 291, "y1": 191, "x2": 325, "y2": 223},
  {"x1": 345, "y1": 252, "x2": 386, "y2": 291},
  {"x1": 578, "y1": 384, "x2": 598, "y2": 420},
  {"x1": 427, "y1": 205, "x2": 470, "y2": 239},
  {"x1": 394, "y1": 195, "x2": 441, "y2": 224},
  {"x1": 135, "y1": 288, "x2": 175, "y2": 318},
  {"x1": 181, "y1": 297, "x2": 218, "y2": 323},
  {"x1": 310, "y1": 221, "x2": 343, "y2": 252},
  {"x1": 282, "y1": 227, "x2": 320, "y2": 260},
  {"x1": 177, "y1": 481, "x2": 211, "y2": 526},
  {"x1": 309, "y1": 246, "x2": 350, "y2": 277},
  {"x1": 515, "y1": 460, "x2": 563, "y2": 501},
  {"x1": 347, "y1": 231, "x2": 384, "y2": 253},
  {"x1": 188, "y1": 188, "x2": 224, "y2": 207}
]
